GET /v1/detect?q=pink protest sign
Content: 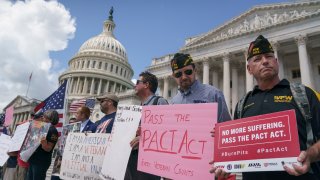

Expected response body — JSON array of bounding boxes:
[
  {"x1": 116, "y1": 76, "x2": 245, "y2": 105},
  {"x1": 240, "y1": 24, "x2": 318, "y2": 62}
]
[
  {"x1": 214, "y1": 110, "x2": 300, "y2": 172},
  {"x1": 138, "y1": 103, "x2": 217, "y2": 180},
  {"x1": 4, "y1": 105, "x2": 14, "y2": 126}
]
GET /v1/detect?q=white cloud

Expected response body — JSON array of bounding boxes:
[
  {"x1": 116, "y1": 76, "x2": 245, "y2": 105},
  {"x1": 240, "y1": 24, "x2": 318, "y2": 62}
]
[
  {"x1": 0, "y1": 0, "x2": 75, "y2": 110},
  {"x1": 131, "y1": 78, "x2": 137, "y2": 84}
]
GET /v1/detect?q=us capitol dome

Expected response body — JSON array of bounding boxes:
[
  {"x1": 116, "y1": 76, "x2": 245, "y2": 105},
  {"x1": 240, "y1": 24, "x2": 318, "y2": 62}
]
[{"x1": 59, "y1": 8, "x2": 135, "y2": 100}]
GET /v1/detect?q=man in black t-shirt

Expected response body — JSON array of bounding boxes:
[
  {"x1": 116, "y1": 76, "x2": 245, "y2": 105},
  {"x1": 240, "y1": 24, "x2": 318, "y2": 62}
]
[{"x1": 211, "y1": 35, "x2": 320, "y2": 180}]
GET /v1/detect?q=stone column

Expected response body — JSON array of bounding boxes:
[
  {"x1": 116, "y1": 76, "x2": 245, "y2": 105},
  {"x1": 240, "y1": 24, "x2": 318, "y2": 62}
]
[
  {"x1": 98, "y1": 79, "x2": 102, "y2": 95},
  {"x1": 105, "y1": 81, "x2": 110, "y2": 93},
  {"x1": 223, "y1": 53, "x2": 231, "y2": 110},
  {"x1": 158, "y1": 79, "x2": 163, "y2": 96},
  {"x1": 163, "y1": 77, "x2": 169, "y2": 99},
  {"x1": 271, "y1": 41, "x2": 284, "y2": 79},
  {"x1": 68, "y1": 77, "x2": 73, "y2": 94},
  {"x1": 75, "y1": 77, "x2": 80, "y2": 94},
  {"x1": 203, "y1": 59, "x2": 210, "y2": 84},
  {"x1": 120, "y1": 85, "x2": 123, "y2": 92},
  {"x1": 90, "y1": 78, "x2": 95, "y2": 95},
  {"x1": 83, "y1": 77, "x2": 88, "y2": 94},
  {"x1": 244, "y1": 49, "x2": 254, "y2": 92},
  {"x1": 295, "y1": 35, "x2": 314, "y2": 89},
  {"x1": 113, "y1": 82, "x2": 117, "y2": 92},
  {"x1": 231, "y1": 67, "x2": 238, "y2": 114}
]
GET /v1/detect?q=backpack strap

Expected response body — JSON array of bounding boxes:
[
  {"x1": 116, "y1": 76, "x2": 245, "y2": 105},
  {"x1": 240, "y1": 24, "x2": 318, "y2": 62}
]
[
  {"x1": 152, "y1": 96, "x2": 161, "y2": 105},
  {"x1": 290, "y1": 82, "x2": 314, "y2": 148},
  {"x1": 236, "y1": 91, "x2": 252, "y2": 119}
]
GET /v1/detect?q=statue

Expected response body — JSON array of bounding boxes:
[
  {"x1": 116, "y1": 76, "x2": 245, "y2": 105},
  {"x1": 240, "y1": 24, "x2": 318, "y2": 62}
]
[
  {"x1": 243, "y1": 19, "x2": 249, "y2": 31},
  {"x1": 109, "y1": 6, "x2": 114, "y2": 21},
  {"x1": 254, "y1": 14, "x2": 261, "y2": 29}
]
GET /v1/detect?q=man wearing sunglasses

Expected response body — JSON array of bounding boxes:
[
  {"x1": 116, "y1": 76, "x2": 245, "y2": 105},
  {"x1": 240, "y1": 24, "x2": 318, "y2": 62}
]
[
  {"x1": 95, "y1": 93, "x2": 119, "y2": 133},
  {"x1": 170, "y1": 53, "x2": 231, "y2": 123},
  {"x1": 125, "y1": 71, "x2": 168, "y2": 180}
]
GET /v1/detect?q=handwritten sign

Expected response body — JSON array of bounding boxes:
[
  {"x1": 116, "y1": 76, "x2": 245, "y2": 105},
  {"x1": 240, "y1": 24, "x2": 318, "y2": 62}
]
[
  {"x1": 52, "y1": 122, "x2": 81, "y2": 177},
  {"x1": 9, "y1": 122, "x2": 30, "y2": 152},
  {"x1": 0, "y1": 134, "x2": 11, "y2": 166},
  {"x1": 138, "y1": 103, "x2": 217, "y2": 180},
  {"x1": 100, "y1": 105, "x2": 142, "y2": 180},
  {"x1": 60, "y1": 133, "x2": 110, "y2": 180},
  {"x1": 20, "y1": 120, "x2": 51, "y2": 162},
  {"x1": 214, "y1": 110, "x2": 300, "y2": 172}
]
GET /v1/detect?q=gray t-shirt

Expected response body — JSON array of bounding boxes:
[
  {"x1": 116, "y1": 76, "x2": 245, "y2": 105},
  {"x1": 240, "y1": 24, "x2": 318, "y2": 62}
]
[{"x1": 170, "y1": 80, "x2": 231, "y2": 122}]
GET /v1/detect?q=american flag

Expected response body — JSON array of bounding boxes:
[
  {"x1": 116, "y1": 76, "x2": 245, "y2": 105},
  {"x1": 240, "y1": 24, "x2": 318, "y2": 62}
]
[
  {"x1": 69, "y1": 98, "x2": 95, "y2": 113},
  {"x1": 34, "y1": 80, "x2": 67, "y2": 135}
]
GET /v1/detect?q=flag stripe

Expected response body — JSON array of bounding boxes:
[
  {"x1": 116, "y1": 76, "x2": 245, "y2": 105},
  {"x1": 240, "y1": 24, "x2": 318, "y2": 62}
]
[
  {"x1": 69, "y1": 98, "x2": 95, "y2": 113},
  {"x1": 34, "y1": 81, "x2": 67, "y2": 136}
]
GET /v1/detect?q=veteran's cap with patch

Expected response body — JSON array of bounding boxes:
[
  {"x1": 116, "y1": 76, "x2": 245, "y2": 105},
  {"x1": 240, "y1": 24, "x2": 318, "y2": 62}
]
[
  {"x1": 247, "y1": 35, "x2": 274, "y2": 60},
  {"x1": 170, "y1": 53, "x2": 194, "y2": 71}
]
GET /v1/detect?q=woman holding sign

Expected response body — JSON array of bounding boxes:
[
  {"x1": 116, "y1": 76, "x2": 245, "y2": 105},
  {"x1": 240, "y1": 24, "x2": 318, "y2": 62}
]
[{"x1": 27, "y1": 110, "x2": 59, "y2": 180}]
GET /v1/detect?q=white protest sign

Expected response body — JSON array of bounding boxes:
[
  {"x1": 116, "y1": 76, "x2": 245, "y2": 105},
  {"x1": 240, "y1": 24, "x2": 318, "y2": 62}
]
[
  {"x1": 9, "y1": 122, "x2": 30, "y2": 152},
  {"x1": 60, "y1": 133, "x2": 110, "y2": 180},
  {"x1": 0, "y1": 134, "x2": 12, "y2": 166},
  {"x1": 100, "y1": 105, "x2": 142, "y2": 180}
]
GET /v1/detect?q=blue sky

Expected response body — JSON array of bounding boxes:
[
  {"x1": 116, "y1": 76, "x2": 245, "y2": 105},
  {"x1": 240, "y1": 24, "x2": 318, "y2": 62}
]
[
  {"x1": 0, "y1": 0, "x2": 290, "y2": 111},
  {"x1": 52, "y1": 0, "x2": 289, "y2": 78}
]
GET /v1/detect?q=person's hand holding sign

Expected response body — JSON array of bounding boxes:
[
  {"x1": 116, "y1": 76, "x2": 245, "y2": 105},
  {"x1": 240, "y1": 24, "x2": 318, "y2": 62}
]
[{"x1": 284, "y1": 151, "x2": 310, "y2": 176}]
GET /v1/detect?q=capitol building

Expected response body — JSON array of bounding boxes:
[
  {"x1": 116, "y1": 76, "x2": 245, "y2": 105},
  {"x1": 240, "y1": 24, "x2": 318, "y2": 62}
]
[
  {"x1": 146, "y1": 1, "x2": 320, "y2": 114},
  {"x1": 59, "y1": 9, "x2": 139, "y2": 121},
  {"x1": 55, "y1": 1, "x2": 320, "y2": 122}
]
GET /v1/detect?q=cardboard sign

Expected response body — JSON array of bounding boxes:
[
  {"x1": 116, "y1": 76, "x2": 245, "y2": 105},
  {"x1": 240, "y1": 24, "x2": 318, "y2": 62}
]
[
  {"x1": 60, "y1": 133, "x2": 110, "y2": 180},
  {"x1": 138, "y1": 103, "x2": 217, "y2": 180},
  {"x1": 9, "y1": 122, "x2": 30, "y2": 152},
  {"x1": 214, "y1": 110, "x2": 300, "y2": 172},
  {"x1": 100, "y1": 105, "x2": 142, "y2": 180},
  {"x1": 20, "y1": 120, "x2": 51, "y2": 162},
  {"x1": 0, "y1": 134, "x2": 11, "y2": 166},
  {"x1": 52, "y1": 122, "x2": 81, "y2": 176}
]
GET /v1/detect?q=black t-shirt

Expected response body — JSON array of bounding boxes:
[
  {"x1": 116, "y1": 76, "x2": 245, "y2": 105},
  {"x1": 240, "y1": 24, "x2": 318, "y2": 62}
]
[
  {"x1": 28, "y1": 125, "x2": 58, "y2": 166},
  {"x1": 234, "y1": 79, "x2": 320, "y2": 180},
  {"x1": 6, "y1": 156, "x2": 17, "y2": 168}
]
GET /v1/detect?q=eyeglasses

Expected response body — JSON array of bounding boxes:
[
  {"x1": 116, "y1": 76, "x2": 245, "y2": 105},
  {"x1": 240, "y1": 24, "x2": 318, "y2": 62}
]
[
  {"x1": 100, "y1": 99, "x2": 109, "y2": 103},
  {"x1": 173, "y1": 69, "x2": 193, "y2": 78},
  {"x1": 136, "y1": 80, "x2": 146, "y2": 85}
]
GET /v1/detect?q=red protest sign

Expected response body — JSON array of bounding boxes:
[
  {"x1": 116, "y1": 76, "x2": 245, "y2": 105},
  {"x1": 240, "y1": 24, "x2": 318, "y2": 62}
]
[{"x1": 214, "y1": 110, "x2": 300, "y2": 172}]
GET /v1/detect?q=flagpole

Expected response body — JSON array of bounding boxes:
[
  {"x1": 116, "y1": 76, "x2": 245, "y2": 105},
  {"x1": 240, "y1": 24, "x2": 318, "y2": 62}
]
[
  {"x1": 26, "y1": 72, "x2": 33, "y2": 97},
  {"x1": 64, "y1": 76, "x2": 71, "y2": 124}
]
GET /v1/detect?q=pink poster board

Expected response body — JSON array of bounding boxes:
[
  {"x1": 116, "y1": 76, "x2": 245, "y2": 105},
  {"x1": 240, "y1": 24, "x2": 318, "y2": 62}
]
[
  {"x1": 4, "y1": 105, "x2": 14, "y2": 126},
  {"x1": 214, "y1": 110, "x2": 300, "y2": 172},
  {"x1": 138, "y1": 103, "x2": 217, "y2": 180}
]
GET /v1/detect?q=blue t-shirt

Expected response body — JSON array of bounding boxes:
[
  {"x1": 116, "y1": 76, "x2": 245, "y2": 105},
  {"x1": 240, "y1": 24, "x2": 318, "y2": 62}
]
[{"x1": 95, "y1": 112, "x2": 116, "y2": 133}]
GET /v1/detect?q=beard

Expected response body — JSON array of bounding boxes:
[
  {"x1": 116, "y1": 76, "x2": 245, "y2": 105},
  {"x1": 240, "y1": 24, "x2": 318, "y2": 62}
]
[{"x1": 179, "y1": 79, "x2": 193, "y2": 91}]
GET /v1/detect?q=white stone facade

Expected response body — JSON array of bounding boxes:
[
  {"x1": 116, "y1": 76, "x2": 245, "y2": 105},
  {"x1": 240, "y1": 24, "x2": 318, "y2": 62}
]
[
  {"x1": 4, "y1": 95, "x2": 41, "y2": 131},
  {"x1": 147, "y1": 1, "x2": 320, "y2": 114}
]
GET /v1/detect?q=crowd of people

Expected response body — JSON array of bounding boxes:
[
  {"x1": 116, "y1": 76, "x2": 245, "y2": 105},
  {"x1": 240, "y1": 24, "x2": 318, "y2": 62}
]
[{"x1": 0, "y1": 34, "x2": 320, "y2": 180}]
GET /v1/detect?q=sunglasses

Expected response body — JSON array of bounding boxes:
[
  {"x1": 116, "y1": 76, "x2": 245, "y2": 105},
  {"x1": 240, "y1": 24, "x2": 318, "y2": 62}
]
[
  {"x1": 173, "y1": 69, "x2": 193, "y2": 78},
  {"x1": 100, "y1": 99, "x2": 110, "y2": 103},
  {"x1": 136, "y1": 80, "x2": 146, "y2": 85}
]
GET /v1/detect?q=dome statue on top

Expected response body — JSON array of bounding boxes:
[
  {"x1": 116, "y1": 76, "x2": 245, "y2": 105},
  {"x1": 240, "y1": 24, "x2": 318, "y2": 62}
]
[
  {"x1": 59, "y1": 7, "x2": 134, "y2": 101},
  {"x1": 109, "y1": 6, "x2": 114, "y2": 21}
]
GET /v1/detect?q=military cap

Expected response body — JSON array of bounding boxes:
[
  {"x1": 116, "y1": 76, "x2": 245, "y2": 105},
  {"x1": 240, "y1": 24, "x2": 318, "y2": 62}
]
[
  {"x1": 247, "y1": 35, "x2": 274, "y2": 60},
  {"x1": 170, "y1": 53, "x2": 194, "y2": 71}
]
